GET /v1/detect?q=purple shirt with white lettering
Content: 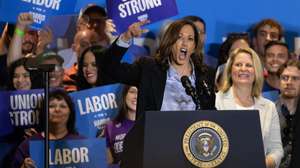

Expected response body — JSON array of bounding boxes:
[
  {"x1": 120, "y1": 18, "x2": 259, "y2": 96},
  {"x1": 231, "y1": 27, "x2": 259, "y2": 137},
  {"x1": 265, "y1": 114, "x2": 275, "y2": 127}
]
[{"x1": 105, "y1": 119, "x2": 135, "y2": 164}]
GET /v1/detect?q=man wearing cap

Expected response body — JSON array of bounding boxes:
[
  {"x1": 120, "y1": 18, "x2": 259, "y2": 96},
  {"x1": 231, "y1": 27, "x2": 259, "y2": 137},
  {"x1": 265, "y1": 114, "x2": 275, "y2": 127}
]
[
  {"x1": 61, "y1": 4, "x2": 112, "y2": 92},
  {"x1": 36, "y1": 51, "x2": 65, "y2": 89},
  {"x1": 77, "y1": 3, "x2": 110, "y2": 46}
]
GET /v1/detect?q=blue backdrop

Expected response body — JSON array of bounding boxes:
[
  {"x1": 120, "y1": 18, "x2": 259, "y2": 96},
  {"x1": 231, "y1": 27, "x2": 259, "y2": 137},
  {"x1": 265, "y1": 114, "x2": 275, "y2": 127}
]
[
  {"x1": 73, "y1": 0, "x2": 300, "y2": 62},
  {"x1": 1, "y1": 0, "x2": 300, "y2": 59}
]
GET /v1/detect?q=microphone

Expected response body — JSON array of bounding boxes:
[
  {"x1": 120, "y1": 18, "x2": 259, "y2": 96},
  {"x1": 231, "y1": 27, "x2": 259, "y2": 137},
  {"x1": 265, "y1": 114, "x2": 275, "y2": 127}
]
[{"x1": 181, "y1": 76, "x2": 201, "y2": 110}]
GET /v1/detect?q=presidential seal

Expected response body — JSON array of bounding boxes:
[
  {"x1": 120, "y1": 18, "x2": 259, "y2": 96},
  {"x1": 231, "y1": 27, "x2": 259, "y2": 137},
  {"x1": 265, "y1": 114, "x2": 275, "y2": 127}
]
[{"x1": 182, "y1": 120, "x2": 229, "y2": 168}]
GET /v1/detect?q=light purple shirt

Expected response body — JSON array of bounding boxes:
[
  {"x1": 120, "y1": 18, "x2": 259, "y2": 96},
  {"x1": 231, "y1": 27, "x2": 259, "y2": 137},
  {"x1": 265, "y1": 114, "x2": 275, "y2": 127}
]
[{"x1": 160, "y1": 64, "x2": 196, "y2": 111}]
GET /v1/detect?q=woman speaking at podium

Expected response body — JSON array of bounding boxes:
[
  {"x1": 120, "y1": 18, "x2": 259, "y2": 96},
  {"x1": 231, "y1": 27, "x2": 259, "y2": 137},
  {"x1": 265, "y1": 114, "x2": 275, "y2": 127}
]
[
  {"x1": 99, "y1": 19, "x2": 216, "y2": 168},
  {"x1": 215, "y1": 47, "x2": 283, "y2": 168},
  {"x1": 101, "y1": 19, "x2": 216, "y2": 117}
]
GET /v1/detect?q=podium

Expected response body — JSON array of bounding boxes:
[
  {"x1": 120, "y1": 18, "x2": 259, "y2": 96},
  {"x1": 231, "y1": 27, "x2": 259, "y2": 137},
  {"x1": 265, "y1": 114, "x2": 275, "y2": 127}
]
[{"x1": 121, "y1": 110, "x2": 267, "y2": 168}]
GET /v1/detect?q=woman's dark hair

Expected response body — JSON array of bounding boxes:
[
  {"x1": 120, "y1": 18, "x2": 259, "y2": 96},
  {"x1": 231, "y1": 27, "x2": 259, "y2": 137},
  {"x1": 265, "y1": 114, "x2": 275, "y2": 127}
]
[
  {"x1": 8, "y1": 58, "x2": 42, "y2": 90},
  {"x1": 218, "y1": 32, "x2": 250, "y2": 66},
  {"x1": 77, "y1": 45, "x2": 113, "y2": 90},
  {"x1": 39, "y1": 89, "x2": 77, "y2": 134},
  {"x1": 113, "y1": 85, "x2": 132, "y2": 123},
  {"x1": 155, "y1": 19, "x2": 207, "y2": 72},
  {"x1": 182, "y1": 15, "x2": 206, "y2": 33},
  {"x1": 8, "y1": 58, "x2": 33, "y2": 90}
]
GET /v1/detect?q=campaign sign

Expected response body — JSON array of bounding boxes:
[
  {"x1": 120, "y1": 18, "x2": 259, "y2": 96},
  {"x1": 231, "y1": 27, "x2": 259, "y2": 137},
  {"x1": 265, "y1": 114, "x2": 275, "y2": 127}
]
[
  {"x1": 30, "y1": 138, "x2": 107, "y2": 168},
  {"x1": 106, "y1": 0, "x2": 178, "y2": 33},
  {"x1": 0, "y1": 0, "x2": 77, "y2": 29},
  {"x1": 70, "y1": 84, "x2": 123, "y2": 138},
  {"x1": 0, "y1": 89, "x2": 44, "y2": 137}
]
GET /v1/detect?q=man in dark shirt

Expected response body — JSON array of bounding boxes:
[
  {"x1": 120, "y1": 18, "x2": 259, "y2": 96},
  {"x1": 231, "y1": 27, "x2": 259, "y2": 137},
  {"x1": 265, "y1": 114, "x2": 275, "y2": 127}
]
[{"x1": 276, "y1": 60, "x2": 300, "y2": 168}]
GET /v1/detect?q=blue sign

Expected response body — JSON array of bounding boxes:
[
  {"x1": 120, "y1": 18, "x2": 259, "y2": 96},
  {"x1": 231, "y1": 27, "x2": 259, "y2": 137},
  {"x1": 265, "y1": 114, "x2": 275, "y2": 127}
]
[
  {"x1": 30, "y1": 138, "x2": 107, "y2": 168},
  {"x1": 69, "y1": 84, "x2": 123, "y2": 138},
  {"x1": 106, "y1": 0, "x2": 178, "y2": 33},
  {"x1": 262, "y1": 90, "x2": 280, "y2": 102},
  {"x1": 0, "y1": 0, "x2": 77, "y2": 29},
  {"x1": 0, "y1": 89, "x2": 44, "y2": 137}
]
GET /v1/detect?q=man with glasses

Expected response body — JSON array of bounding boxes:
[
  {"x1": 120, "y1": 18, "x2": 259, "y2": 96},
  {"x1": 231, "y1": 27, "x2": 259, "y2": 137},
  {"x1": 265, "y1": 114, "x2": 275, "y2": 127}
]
[
  {"x1": 77, "y1": 4, "x2": 111, "y2": 46},
  {"x1": 263, "y1": 41, "x2": 290, "y2": 101},
  {"x1": 61, "y1": 4, "x2": 112, "y2": 92},
  {"x1": 276, "y1": 60, "x2": 300, "y2": 168},
  {"x1": 252, "y1": 19, "x2": 284, "y2": 59}
]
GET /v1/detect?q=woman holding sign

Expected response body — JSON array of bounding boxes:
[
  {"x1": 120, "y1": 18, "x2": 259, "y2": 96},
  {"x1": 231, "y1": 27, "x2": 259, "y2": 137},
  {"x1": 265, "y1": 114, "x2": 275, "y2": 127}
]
[
  {"x1": 12, "y1": 90, "x2": 83, "y2": 168},
  {"x1": 105, "y1": 85, "x2": 137, "y2": 165},
  {"x1": 6, "y1": 57, "x2": 41, "y2": 143}
]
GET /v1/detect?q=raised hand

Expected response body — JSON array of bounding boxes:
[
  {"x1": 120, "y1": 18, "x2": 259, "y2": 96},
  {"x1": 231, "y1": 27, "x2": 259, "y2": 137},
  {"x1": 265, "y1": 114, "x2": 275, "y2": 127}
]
[
  {"x1": 23, "y1": 128, "x2": 38, "y2": 139},
  {"x1": 17, "y1": 13, "x2": 34, "y2": 29},
  {"x1": 105, "y1": 19, "x2": 117, "y2": 34},
  {"x1": 0, "y1": 23, "x2": 9, "y2": 54},
  {"x1": 121, "y1": 20, "x2": 150, "y2": 42},
  {"x1": 21, "y1": 157, "x2": 36, "y2": 168}
]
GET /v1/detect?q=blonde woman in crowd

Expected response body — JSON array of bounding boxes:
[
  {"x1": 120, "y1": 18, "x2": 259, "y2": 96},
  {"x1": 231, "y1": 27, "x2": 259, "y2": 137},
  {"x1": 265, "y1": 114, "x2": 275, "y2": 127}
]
[{"x1": 215, "y1": 47, "x2": 283, "y2": 168}]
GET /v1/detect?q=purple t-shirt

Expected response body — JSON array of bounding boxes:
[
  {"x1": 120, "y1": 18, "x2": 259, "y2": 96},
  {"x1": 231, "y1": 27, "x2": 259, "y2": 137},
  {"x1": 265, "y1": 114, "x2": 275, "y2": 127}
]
[{"x1": 105, "y1": 119, "x2": 135, "y2": 164}]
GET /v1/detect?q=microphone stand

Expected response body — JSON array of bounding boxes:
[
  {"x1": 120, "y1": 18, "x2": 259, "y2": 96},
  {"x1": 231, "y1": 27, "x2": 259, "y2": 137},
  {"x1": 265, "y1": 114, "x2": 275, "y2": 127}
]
[
  {"x1": 42, "y1": 65, "x2": 55, "y2": 168},
  {"x1": 194, "y1": 96, "x2": 201, "y2": 111},
  {"x1": 189, "y1": 89, "x2": 201, "y2": 110},
  {"x1": 43, "y1": 69, "x2": 50, "y2": 168},
  {"x1": 181, "y1": 76, "x2": 202, "y2": 110},
  {"x1": 26, "y1": 64, "x2": 55, "y2": 168}
]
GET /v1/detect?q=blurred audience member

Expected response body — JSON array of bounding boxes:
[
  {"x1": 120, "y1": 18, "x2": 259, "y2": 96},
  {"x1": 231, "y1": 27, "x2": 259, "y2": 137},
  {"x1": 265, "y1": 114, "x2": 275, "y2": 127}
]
[
  {"x1": 251, "y1": 18, "x2": 284, "y2": 59},
  {"x1": 263, "y1": 41, "x2": 289, "y2": 101},
  {"x1": 105, "y1": 86, "x2": 137, "y2": 165},
  {"x1": 215, "y1": 32, "x2": 250, "y2": 90},
  {"x1": 276, "y1": 60, "x2": 300, "y2": 168}
]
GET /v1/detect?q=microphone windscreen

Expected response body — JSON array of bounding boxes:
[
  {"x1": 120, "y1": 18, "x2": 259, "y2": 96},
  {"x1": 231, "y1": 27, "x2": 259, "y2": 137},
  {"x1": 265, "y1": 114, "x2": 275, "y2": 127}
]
[{"x1": 181, "y1": 75, "x2": 192, "y2": 88}]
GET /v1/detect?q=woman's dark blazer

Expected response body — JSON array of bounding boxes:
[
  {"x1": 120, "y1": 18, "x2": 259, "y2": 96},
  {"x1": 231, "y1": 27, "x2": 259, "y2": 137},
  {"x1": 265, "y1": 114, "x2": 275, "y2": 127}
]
[
  {"x1": 104, "y1": 42, "x2": 216, "y2": 168},
  {"x1": 101, "y1": 47, "x2": 216, "y2": 118}
]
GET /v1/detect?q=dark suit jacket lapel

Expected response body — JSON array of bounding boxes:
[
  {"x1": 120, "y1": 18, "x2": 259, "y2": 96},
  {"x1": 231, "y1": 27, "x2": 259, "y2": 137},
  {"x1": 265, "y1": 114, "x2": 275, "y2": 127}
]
[
  {"x1": 195, "y1": 68, "x2": 204, "y2": 95},
  {"x1": 151, "y1": 66, "x2": 166, "y2": 110}
]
